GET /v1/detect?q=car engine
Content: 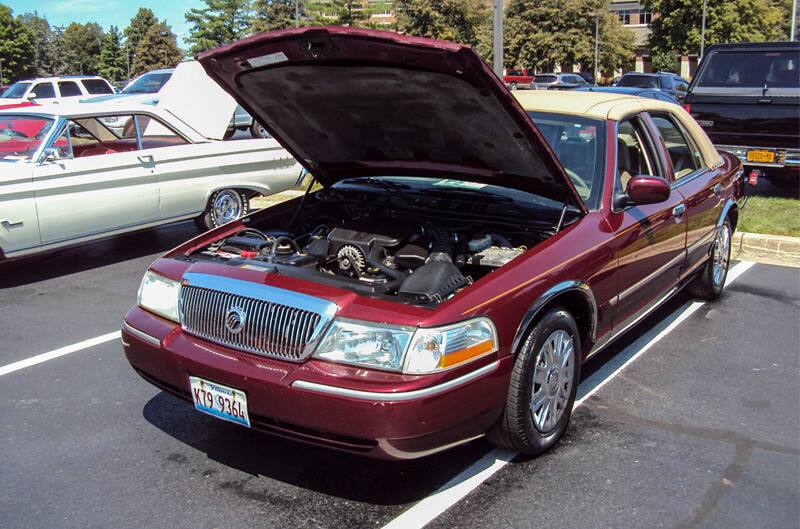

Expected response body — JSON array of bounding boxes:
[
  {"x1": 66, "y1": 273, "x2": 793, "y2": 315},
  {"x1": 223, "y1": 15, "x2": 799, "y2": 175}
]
[{"x1": 196, "y1": 215, "x2": 531, "y2": 306}]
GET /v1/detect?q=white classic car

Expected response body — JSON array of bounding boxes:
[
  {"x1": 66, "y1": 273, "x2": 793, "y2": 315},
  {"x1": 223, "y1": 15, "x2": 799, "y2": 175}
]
[{"x1": 0, "y1": 100, "x2": 301, "y2": 260}]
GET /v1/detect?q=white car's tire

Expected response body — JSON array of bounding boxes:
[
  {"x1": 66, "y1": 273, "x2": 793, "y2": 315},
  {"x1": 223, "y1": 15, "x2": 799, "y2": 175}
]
[{"x1": 196, "y1": 189, "x2": 250, "y2": 231}]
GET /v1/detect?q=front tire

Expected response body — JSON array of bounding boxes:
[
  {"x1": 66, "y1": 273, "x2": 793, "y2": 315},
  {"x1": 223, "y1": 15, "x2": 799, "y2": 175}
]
[
  {"x1": 488, "y1": 307, "x2": 581, "y2": 456},
  {"x1": 509, "y1": 81, "x2": 518, "y2": 91},
  {"x1": 689, "y1": 218, "x2": 732, "y2": 300},
  {"x1": 196, "y1": 189, "x2": 250, "y2": 231},
  {"x1": 250, "y1": 120, "x2": 271, "y2": 139}
]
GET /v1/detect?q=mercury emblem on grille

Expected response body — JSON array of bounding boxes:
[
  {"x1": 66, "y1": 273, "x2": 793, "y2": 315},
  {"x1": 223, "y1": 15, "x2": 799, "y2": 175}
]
[{"x1": 225, "y1": 307, "x2": 247, "y2": 334}]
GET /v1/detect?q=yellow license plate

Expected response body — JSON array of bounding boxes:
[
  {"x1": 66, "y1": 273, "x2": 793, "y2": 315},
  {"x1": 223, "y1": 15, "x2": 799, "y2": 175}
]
[{"x1": 747, "y1": 149, "x2": 775, "y2": 163}]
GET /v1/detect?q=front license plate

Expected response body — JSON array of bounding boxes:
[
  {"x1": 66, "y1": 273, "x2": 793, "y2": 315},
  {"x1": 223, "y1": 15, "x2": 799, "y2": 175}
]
[
  {"x1": 189, "y1": 376, "x2": 250, "y2": 427},
  {"x1": 747, "y1": 149, "x2": 775, "y2": 163}
]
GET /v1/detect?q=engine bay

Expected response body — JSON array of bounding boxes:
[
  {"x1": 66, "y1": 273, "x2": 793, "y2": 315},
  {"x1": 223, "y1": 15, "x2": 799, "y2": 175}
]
[{"x1": 190, "y1": 184, "x2": 558, "y2": 307}]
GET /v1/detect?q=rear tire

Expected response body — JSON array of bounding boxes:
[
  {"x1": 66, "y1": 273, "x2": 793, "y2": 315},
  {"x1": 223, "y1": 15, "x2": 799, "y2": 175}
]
[
  {"x1": 509, "y1": 81, "x2": 518, "y2": 91},
  {"x1": 196, "y1": 189, "x2": 250, "y2": 231},
  {"x1": 250, "y1": 120, "x2": 271, "y2": 139},
  {"x1": 487, "y1": 307, "x2": 581, "y2": 456},
  {"x1": 223, "y1": 128, "x2": 235, "y2": 140},
  {"x1": 688, "y1": 218, "x2": 732, "y2": 300}
]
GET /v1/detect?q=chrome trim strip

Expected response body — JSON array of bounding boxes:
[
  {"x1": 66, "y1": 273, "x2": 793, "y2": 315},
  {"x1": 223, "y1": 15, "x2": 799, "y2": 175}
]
[
  {"x1": 291, "y1": 361, "x2": 500, "y2": 402},
  {"x1": 122, "y1": 322, "x2": 161, "y2": 347}
]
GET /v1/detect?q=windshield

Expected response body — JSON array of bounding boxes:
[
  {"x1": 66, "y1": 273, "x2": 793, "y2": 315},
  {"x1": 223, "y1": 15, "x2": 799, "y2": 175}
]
[
  {"x1": 122, "y1": 72, "x2": 172, "y2": 94},
  {"x1": 0, "y1": 115, "x2": 54, "y2": 161},
  {"x1": 2, "y1": 82, "x2": 31, "y2": 99},
  {"x1": 528, "y1": 111, "x2": 606, "y2": 209},
  {"x1": 695, "y1": 50, "x2": 799, "y2": 89},
  {"x1": 618, "y1": 75, "x2": 659, "y2": 88}
]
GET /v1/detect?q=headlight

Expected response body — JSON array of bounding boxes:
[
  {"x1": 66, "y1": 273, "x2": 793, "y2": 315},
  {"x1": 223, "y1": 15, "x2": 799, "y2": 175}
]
[
  {"x1": 313, "y1": 317, "x2": 497, "y2": 373},
  {"x1": 314, "y1": 320, "x2": 414, "y2": 371},
  {"x1": 137, "y1": 271, "x2": 181, "y2": 322}
]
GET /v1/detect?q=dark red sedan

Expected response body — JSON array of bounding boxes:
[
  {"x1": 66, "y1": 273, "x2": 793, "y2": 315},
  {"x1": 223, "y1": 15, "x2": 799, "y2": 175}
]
[{"x1": 122, "y1": 27, "x2": 745, "y2": 459}]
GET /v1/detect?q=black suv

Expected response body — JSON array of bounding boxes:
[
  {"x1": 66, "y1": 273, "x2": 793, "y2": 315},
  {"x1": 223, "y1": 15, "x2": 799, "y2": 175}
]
[
  {"x1": 684, "y1": 42, "x2": 799, "y2": 188},
  {"x1": 616, "y1": 72, "x2": 690, "y2": 101}
]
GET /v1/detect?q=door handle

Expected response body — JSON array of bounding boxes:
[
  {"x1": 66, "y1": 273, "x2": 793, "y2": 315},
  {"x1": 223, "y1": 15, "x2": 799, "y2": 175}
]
[
  {"x1": 1, "y1": 219, "x2": 24, "y2": 230},
  {"x1": 137, "y1": 154, "x2": 154, "y2": 164},
  {"x1": 672, "y1": 204, "x2": 686, "y2": 218},
  {"x1": 713, "y1": 183, "x2": 722, "y2": 197}
]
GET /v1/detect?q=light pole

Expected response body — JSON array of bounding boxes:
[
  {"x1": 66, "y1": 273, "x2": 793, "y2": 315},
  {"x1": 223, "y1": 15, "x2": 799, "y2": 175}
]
[
  {"x1": 0, "y1": 58, "x2": 4, "y2": 85},
  {"x1": 492, "y1": 0, "x2": 503, "y2": 78},
  {"x1": 700, "y1": 0, "x2": 708, "y2": 60},
  {"x1": 295, "y1": 0, "x2": 299, "y2": 27},
  {"x1": 791, "y1": 0, "x2": 798, "y2": 41},
  {"x1": 594, "y1": 14, "x2": 600, "y2": 84}
]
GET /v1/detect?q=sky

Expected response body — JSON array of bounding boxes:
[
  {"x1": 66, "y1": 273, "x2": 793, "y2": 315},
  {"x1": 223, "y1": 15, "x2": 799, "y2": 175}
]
[{"x1": 6, "y1": 0, "x2": 204, "y2": 47}]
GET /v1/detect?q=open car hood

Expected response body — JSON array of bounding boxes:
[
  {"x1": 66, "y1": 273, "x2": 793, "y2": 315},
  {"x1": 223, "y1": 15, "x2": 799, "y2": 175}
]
[
  {"x1": 157, "y1": 61, "x2": 237, "y2": 140},
  {"x1": 199, "y1": 27, "x2": 584, "y2": 208}
]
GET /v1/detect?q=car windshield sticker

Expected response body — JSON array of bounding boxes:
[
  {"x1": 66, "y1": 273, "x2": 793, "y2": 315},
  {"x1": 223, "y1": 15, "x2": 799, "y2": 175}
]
[{"x1": 433, "y1": 179, "x2": 487, "y2": 189}]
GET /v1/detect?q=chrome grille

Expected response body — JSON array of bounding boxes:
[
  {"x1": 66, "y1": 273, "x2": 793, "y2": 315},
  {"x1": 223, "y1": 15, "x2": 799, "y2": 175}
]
[{"x1": 178, "y1": 273, "x2": 337, "y2": 361}]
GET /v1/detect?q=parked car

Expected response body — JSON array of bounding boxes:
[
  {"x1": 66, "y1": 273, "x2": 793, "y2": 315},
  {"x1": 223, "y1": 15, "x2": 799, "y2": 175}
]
[
  {"x1": 122, "y1": 28, "x2": 744, "y2": 460},
  {"x1": 82, "y1": 66, "x2": 268, "y2": 140},
  {"x1": 531, "y1": 72, "x2": 591, "y2": 90},
  {"x1": 684, "y1": 41, "x2": 799, "y2": 188},
  {"x1": 0, "y1": 76, "x2": 115, "y2": 105},
  {"x1": 0, "y1": 100, "x2": 301, "y2": 260},
  {"x1": 616, "y1": 72, "x2": 689, "y2": 101},
  {"x1": 503, "y1": 67, "x2": 534, "y2": 90},
  {"x1": 575, "y1": 86, "x2": 680, "y2": 104}
]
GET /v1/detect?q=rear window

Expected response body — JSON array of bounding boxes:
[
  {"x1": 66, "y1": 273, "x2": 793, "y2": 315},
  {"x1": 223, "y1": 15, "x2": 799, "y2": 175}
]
[
  {"x1": 534, "y1": 75, "x2": 557, "y2": 83},
  {"x1": 618, "y1": 75, "x2": 659, "y2": 88},
  {"x1": 81, "y1": 79, "x2": 113, "y2": 94},
  {"x1": 695, "y1": 50, "x2": 799, "y2": 90}
]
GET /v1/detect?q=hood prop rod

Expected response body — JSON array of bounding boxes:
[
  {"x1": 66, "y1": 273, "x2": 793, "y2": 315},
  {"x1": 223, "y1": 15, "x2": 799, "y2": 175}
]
[
  {"x1": 288, "y1": 172, "x2": 316, "y2": 228},
  {"x1": 555, "y1": 200, "x2": 569, "y2": 233}
]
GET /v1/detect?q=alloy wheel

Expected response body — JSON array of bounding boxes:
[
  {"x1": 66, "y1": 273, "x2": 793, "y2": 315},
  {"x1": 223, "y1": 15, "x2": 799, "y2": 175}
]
[
  {"x1": 712, "y1": 222, "x2": 731, "y2": 287},
  {"x1": 211, "y1": 190, "x2": 244, "y2": 226},
  {"x1": 531, "y1": 329, "x2": 575, "y2": 433}
]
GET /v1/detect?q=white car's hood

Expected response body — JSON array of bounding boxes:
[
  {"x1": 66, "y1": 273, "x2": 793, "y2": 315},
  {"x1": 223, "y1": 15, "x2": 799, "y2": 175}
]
[
  {"x1": 156, "y1": 61, "x2": 237, "y2": 141},
  {"x1": 0, "y1": 98, "x2": 26, "y2": 106}
]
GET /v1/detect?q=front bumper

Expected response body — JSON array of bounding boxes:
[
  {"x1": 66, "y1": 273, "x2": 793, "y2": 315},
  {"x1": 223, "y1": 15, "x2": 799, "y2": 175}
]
[{"x1": 122, "y1": 306, "x2": 509, "y2": 459}]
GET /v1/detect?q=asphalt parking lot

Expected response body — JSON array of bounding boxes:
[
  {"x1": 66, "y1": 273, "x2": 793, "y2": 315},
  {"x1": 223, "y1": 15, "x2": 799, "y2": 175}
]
[{"x1": 1, "y1": 223, "x2": 798, "y2": 529}]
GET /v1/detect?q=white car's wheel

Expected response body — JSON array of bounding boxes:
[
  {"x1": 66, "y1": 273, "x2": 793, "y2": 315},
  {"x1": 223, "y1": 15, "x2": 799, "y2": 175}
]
[
  {"x1": 250, "y1": 121, "x2": 271, "y2": 139},
  {"x1": 197, "y1": 189, "x2": 250, "y2": 231}
]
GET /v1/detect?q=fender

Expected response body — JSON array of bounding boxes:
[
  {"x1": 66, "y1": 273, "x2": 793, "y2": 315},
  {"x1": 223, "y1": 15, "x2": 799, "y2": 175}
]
[
  {"x1": 511, "y1": 280, "x2": 598, "y2": 355},
  {"x1": 717, "y1": 197, "x2": 738, "y2": 229}
]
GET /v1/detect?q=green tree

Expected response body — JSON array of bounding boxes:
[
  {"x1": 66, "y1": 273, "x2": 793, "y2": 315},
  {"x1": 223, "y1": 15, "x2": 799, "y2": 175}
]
[
  {"x1": 0, "y1": 4, "x2": 36, "y2": 83},
  {"x1": 645, "y1": 0, "x2": 784, "y2": 71},
  {"x1": 131, "y1": 20, "x2": 183, "y2": 76},
  {"x1": 185, "y1": 0, "x2": 253, "y2": 56},
  {"x1": 17, "y1": 11, "x2": 50, "y2": 77},
  {"x1": 505, "y1": 0, "x2": 633, "y2": 75},
  {"x1": 98, "y1": 25, "x2": 127, "y2": 81},
  {"x1": 395, "y1": 0, "x2": 489, "y2": 47},
  {"x1": 252, "y1": 0, "x2": 303, "y2": 31},
  {"x1": 45, "y1": 25, "x2": 68, "y2": 76},
  {"x1": 124, "y1": 8, "x2": 158, "y2": 67},
  {"x1": 62, "y1": 22, "x2": 104, "y2": 75}
]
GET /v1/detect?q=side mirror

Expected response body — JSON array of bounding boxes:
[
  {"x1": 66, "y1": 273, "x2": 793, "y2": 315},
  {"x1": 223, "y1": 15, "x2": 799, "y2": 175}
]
[
  {"x1": 627, "y1": 175, "x2": 671, "y2": 205},
  {"x1": 38, "y1": 147, "x2": 60, "y2": 165},
  {"x1": 25, "y1": 92, "x2": 37, "y2": 100}
]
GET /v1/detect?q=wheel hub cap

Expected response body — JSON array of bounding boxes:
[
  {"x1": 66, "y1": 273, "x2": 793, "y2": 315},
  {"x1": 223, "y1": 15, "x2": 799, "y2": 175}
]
[
  {"x1": 712, "y1": 223, "x2": 731, "y2": 287},
  {"x1": 213, "y1": 191, "x2": 242, "y2": 225},
  {"x1": 531, "y1": 330, "x2": 575, "y2": 433}
]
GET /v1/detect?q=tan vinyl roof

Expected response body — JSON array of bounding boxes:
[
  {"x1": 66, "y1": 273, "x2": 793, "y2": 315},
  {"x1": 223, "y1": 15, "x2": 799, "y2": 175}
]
[{"x1": 515, "y1": 90, "x2": 723, "y2": 169}]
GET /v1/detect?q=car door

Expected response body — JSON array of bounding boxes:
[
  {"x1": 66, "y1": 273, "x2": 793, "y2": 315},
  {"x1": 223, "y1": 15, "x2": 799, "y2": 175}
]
[
  {"x1": 0, "y1": 164, "x2": 40, "y2": 256},
  {"x1": 32, "y1": 116, "x2": 159, "y2": 245},
  {"x1": 646, "y1": 111, "x2": 725, "y2": 276},
  {"x1": 607, "y1": 114, "x2": 688, "y2": 329}
]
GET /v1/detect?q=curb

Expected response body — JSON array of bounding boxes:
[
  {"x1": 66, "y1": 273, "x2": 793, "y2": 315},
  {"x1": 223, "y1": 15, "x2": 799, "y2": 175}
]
[{"x1": 732, "y1": 231, "x2": 800, "y2": 268}]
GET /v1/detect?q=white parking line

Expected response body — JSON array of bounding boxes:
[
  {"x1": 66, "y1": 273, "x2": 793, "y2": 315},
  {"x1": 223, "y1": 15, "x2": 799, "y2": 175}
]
[
  {"x1": 0, "y1": 331, "x2": 121, "y2": 377},
  {"x1": 382, "y1": 260, "x2": 755, "y2": 529}
]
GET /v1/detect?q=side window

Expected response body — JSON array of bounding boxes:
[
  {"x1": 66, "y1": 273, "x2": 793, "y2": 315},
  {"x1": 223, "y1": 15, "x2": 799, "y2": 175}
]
[
  {"x1": 81, "y1": 79, "x2": 114, "y2": 94},
  {"x1": 31, "y1": 82, "x2": 56, "y2": 99},
  {"x1": 650, "y1": 114, "x2": 702, "y2": 180},
  {"x1": 58, "y1": 81, "x2": 83, "y2": 97},
  {"x1": 51, "y1": 122, "x2": 102, "y2": 159},
  {"x1": 616, "y1": 118, "x2": 657, "y2": 193},
  {"x1": 134, "y1": 114, "x2": 189, "y2": 149}
]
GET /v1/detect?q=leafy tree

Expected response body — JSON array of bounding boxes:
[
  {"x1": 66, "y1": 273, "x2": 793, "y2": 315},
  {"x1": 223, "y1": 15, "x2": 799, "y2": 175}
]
[
  {"x1": 45, "y1": 25, "x2": 68, "y2": 76},
  {"x1": 98, "y1": 26, "x2": 127, "y2": 81},
  {"x1": 17, "y1": 11, "x2": 50, "y2": 77},
  {"x1": 505, "y1": 0, "x2": 633, "y2": 75},
  {"x1": 770, "y1": 0, "x2": 797, "y2": 40},
  {"x1": 252, "y1": 0, "x2": 303, "y2": 32},
  {"x1": 395, "y1": 0, "x2": 489, "y2": 47},
  {"x1": 0, "y1": 4, "x2": 36, "y2": 83},
  {"x1": 131, "y1": 20, "x2": 183, "y2": 76},
  {"x1": 124, "y1": 8, "x2": 158, "y2": 66},
  {"x1": 645, "y1": 0, "x2": 784, "y2": 71},
  {"x1": 185, "y1": 0, "x2": 253, "y2": 56},
  {"x1": 62, "y1": 22, "x2": 104, "y2": 75}
]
